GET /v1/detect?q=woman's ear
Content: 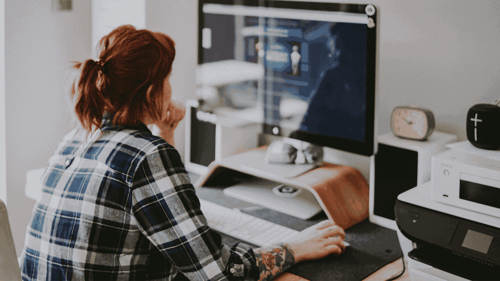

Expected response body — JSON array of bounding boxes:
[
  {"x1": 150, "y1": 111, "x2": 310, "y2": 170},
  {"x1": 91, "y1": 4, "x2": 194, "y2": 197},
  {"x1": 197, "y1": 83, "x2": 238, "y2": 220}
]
[{"x1": 143, "y1": 84, "x2": 162, "y2": 124}]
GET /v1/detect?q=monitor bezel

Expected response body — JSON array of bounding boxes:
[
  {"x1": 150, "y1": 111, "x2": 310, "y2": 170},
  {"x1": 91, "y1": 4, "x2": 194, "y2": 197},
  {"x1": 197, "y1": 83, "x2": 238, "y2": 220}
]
[{"x1": 198, "y1": 0, "x2": 377, "y2": 156}]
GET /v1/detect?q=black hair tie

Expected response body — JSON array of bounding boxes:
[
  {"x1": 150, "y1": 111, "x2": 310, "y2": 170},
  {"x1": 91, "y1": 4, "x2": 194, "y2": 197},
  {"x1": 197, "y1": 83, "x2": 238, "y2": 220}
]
[{"x1": 96, "y1": 59, "x2": 107, "y2": 74}]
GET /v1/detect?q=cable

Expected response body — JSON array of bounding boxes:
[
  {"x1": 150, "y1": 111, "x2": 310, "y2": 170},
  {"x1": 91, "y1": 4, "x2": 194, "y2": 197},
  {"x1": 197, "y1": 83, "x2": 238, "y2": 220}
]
[{"x1": 385, "y1": 256, "x2": 406, "y2": 281}]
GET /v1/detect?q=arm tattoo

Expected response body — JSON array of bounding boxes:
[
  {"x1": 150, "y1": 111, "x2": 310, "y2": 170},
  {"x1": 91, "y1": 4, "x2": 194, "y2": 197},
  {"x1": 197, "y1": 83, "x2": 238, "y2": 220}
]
[{"x1": 255, "y1": 243, "x2": 296, "y2": 281}]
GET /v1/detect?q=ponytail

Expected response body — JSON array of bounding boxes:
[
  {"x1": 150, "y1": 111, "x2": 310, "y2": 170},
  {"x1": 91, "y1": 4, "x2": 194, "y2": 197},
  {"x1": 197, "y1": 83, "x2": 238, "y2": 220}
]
[{"x1": 73, "y1": 59, "x2": 110, "y2": 133}]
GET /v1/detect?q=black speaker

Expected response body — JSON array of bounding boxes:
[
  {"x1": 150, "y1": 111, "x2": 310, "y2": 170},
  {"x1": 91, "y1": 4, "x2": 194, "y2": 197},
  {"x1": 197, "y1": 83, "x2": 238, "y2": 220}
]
[
  {"x1": 467, "y1": 103, "x2": 500, "y2": 150},
  {"x1": 189, "y1": 106, "x2": 217, "y2": 168},
  {"x1": 369, "y1": 132, "x2": 457, "y2": 230},
  {"x1": 184, "y1": 100, "x2": 261, "y2": 175},
  {"x1": 373, "y1": 143, "x2": 418, "y2": 221}
]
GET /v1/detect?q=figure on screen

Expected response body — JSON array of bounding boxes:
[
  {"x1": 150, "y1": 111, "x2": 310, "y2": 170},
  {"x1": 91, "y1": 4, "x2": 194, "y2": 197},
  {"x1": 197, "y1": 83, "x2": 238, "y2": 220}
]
[
  {"x1": 298, "y1": 23, "x2": 368, "y2": 142},
  {"x1": 290, "y1": 45, "x2": 301, "y2": 76}
]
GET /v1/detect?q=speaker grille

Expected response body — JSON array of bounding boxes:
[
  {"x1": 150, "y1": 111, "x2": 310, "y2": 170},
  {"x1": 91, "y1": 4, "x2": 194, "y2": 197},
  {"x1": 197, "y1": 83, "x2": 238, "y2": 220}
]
[{"x1": 374, "y1": 143, "x2": 418, "y2": 220}]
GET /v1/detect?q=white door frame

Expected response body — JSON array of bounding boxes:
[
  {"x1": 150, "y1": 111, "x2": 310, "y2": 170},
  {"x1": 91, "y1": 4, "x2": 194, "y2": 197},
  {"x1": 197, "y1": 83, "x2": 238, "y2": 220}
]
[{"x1": 0, "y1": 0, "x2": 6, "y2": 205}]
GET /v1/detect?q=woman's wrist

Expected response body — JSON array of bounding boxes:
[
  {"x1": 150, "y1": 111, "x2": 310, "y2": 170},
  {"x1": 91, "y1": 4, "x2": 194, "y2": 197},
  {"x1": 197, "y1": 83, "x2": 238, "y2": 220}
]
[{"x1": 289, "y1": 243, "x2": 305, "y2": 263}]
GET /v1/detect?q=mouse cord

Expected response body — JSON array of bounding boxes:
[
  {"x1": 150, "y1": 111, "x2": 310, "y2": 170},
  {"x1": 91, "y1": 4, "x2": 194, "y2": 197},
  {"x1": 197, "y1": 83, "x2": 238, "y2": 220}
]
[{"x1": 385, "y1": 256, "x2": 406, "y2": 281}]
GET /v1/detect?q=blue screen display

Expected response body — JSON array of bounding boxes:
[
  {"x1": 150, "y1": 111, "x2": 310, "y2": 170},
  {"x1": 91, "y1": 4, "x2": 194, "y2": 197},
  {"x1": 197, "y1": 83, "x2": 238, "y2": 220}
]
[{"x1": 199, "y1": 1, "x2": 376, "y2": 155}]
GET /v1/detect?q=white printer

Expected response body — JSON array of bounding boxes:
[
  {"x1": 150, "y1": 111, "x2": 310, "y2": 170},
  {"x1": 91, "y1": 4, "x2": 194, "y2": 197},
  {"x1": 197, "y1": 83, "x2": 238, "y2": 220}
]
[{"x1": 395, "y1": 141, "x2": 500, "y2": 280}]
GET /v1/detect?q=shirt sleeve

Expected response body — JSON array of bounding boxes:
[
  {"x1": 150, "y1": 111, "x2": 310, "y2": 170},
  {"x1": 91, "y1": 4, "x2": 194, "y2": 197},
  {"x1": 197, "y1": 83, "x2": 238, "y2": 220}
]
[{"x1": 130, "y1": 142, "x2": 260, "y2": 281}]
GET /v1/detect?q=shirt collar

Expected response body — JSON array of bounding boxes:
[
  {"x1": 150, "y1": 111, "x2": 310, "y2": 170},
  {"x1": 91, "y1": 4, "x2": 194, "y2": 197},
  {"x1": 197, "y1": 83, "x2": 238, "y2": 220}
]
[{"x1": 101, "y1": 112, "x2": 152, "y2": 134}]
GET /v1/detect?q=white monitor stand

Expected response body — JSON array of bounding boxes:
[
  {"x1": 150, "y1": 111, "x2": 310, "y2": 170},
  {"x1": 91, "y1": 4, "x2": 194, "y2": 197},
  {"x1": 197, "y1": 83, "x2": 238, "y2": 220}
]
[
  {"x1": 223, "y1": 176, "x2": 323, "y2": 220},
  {"x1": 195, "y1": 146, "x2": 371, "y2": 228},
  {"x1": 196, "y1": 148, "x2": 323, "y2": 220}
]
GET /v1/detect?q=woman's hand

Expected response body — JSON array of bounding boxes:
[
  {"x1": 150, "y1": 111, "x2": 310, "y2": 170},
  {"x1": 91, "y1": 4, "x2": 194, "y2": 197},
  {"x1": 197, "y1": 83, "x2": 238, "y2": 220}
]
[
  {"x1": 287, "y1": 220, "x2": 346, "y2": 263},
  {"x1": 155, "y1": 99, "x2": 186, "y2": 146}
]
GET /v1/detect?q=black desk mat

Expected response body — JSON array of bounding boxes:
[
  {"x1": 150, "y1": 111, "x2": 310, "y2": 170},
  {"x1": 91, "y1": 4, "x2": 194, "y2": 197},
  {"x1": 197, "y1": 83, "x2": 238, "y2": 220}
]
[
  {"x1": 195, "y1": 184, "x2": 403, "y2": 281},
  {"x1": 287, "y1": 220, "x2": 402, "y2": 280},
  {"x1": 241, "y1": 209, "x2": 402, "y2": 281}
]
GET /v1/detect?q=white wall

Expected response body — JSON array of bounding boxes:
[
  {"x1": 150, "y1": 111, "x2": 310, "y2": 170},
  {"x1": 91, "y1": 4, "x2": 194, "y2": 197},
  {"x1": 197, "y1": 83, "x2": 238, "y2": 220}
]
[
  {"x1": 146, "y1": 0, "x2": 199, "y2": 159},
  {"x1": 5, "y1": 0, "x2": 91, "y2": 255},
  {"x1": 91, "y1": 0, "x2": 145, "y2": 50},
  {"x1": 0, "y1": 0, "x2": 6, "y2": 204},
  {"x1": 146, "y1": 0, "x2": 500, "y2": 179},
  {"x1": 372, "y1": 0, "x2": 500, "y2": 138}
]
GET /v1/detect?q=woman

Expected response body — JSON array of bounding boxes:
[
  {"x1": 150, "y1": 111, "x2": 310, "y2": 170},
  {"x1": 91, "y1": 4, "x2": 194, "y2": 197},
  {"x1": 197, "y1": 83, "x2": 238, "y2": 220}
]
[{"x1": 20, "y1": 25, "x2": 346, "y2": 281}]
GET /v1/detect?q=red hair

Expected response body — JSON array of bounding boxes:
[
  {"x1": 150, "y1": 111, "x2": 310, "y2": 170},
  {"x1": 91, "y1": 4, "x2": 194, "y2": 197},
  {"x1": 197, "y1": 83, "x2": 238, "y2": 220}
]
[{"x1": 70, "y1": 25, "x2": 176, "y2": 133}]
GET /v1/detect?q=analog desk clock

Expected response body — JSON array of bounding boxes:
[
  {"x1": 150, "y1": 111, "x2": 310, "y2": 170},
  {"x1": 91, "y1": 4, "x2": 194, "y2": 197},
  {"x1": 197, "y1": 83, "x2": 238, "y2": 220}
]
[{"x1": 390, "y1": 106, "x2": 435, "y2": 141}]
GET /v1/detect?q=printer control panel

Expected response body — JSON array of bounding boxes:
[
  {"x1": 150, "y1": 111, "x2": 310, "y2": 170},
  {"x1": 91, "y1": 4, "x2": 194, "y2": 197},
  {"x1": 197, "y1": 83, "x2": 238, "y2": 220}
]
[{"x1": 449, "y1": 222, "x2": 500, "y2": 266}]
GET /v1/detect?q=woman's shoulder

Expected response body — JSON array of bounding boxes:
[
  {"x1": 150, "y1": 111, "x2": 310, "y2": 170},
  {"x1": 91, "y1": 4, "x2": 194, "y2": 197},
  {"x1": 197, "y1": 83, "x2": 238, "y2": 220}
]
[
  {"x1": 116, "y1": 128, "x2": 186, "y2": 181},
  {"x1": 64, "y1": 127, "x2": 176, "y2": 175}
]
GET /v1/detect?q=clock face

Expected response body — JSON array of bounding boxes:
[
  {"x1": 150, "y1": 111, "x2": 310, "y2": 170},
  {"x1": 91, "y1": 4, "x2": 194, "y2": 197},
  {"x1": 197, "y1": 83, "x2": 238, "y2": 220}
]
[{"x1": 391, "y1": 107, "x2": 433, "y2": 140}]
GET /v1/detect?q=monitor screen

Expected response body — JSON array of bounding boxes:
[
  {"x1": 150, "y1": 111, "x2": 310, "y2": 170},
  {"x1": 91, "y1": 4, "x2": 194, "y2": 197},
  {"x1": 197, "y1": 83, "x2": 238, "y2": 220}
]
[{"x1": 198, "y1": 0, "x2": 377, "y2": 156}]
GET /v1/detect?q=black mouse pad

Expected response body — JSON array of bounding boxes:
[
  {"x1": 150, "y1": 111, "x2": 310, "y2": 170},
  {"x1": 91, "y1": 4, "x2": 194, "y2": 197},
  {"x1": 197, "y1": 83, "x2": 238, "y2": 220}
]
[
  {"x1": 286, "y1": 219, "x2": 403, "y2": 281},
  {"x1": 223, "y1": 208, "x2": 403, "y2": 281}
]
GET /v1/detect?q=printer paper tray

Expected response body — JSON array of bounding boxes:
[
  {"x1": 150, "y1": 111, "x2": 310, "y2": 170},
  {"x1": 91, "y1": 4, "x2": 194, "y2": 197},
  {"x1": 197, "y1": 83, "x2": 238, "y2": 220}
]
[{"x1": 408, "y1": 247, "x2": 499, "y2": 280}]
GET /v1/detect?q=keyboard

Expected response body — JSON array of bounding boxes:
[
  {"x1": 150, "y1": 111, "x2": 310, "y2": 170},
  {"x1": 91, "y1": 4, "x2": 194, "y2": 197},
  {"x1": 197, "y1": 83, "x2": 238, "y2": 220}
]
[
  {"x1": 200, "y1": 199, "x2": 350, "y2": 248},
  {"x1": 199, "y1": 199, "x2": 299, "y2": 247}
]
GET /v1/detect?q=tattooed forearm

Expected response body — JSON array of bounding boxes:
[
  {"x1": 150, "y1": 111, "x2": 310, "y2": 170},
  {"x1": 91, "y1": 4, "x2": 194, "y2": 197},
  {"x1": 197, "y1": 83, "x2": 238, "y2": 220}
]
[{"x1": 255, "y1": 244, "x2": 296, "y2": 281}]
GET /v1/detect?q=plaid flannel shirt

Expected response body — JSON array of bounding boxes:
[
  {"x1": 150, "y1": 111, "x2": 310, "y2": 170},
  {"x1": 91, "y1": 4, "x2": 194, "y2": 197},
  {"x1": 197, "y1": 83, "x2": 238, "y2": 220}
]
[{"x1": 20, "y1": 114, "x2": 260, "y2": 280}]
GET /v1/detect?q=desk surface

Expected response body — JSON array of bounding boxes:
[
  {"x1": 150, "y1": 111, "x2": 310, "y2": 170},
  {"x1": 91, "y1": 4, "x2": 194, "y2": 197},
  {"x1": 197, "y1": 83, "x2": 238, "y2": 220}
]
[{"x1": 193, "y1": 172, "x2": 408, "y2": 281}]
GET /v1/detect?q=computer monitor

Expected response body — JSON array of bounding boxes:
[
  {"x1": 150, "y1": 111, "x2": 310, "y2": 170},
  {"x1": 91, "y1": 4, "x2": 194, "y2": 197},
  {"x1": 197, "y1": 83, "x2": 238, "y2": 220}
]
[
  {"x1": 197, "y1": 0, "x2": 377, "y2": 157},
  {"x1": 197, "y1": 0, "x2": 378, "y2": 219}
]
